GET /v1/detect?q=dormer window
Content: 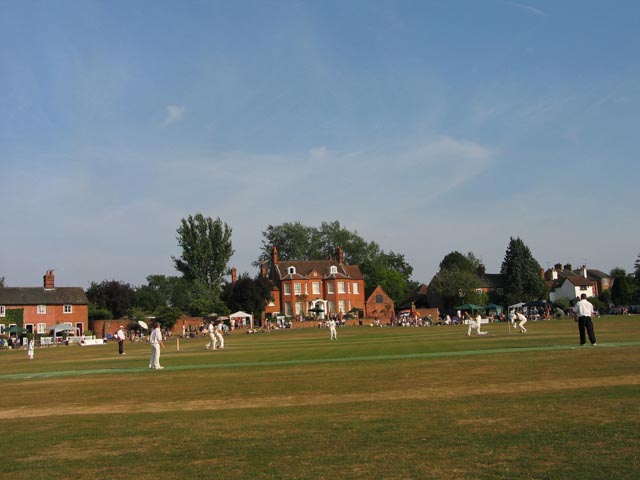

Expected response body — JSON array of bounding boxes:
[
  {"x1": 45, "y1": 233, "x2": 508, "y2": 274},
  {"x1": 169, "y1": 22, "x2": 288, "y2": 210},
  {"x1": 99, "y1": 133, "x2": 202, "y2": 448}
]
[
  {"x1": 288, "y1": 266, "x2": 296, "y2": 275},
  {"x1": 329, "y1": 266, "x2": 337, "y2": 274}
]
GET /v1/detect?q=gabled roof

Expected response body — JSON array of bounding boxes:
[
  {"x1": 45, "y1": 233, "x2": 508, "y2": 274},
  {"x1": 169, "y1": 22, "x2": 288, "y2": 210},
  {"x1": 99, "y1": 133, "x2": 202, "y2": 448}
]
[
  {"x1": 560, "y1": 275, "x2": 594, "y2": 288},
  {"x1": 477, "y1": 274, "x2": 504, "y2": 289},
  {"x1": 0, "y1": 287, "x2": 88, "y2": 306},
  {"x1": 366, "y1": 285, "x2": 393, "y2": 304},
  {"x1": 273, "y1": 260, "x2": 363, "y2": 280},
  {"x1": 586, "y1": 269, "x2": 610, "y2": 280}
]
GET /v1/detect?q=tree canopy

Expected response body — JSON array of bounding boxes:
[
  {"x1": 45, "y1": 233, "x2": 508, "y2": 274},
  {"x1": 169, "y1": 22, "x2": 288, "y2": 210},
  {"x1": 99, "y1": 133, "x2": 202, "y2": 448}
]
[
  {"x1": 172, "y1": 213, "x2": 234, "y2": 290},
  {"x1": 500, "y1": 237, "x2": 546, "y2": 305},
  {"x1": 86, "y1": 280, "x2": 136, "y2": 319},
  {"x1": 222, "y1": 274, "x2": 273, "y2": 319},
  {"x1": 429, "y1": 251, "x2": 483, "y2": 310}
]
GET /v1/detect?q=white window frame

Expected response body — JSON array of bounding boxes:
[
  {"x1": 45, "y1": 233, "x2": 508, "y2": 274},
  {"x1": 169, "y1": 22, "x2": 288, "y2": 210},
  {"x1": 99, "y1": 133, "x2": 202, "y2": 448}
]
[
  {"x1": 327, "y1": 301, "x2": 335, "y2": 313},
  {"x1": 63, "y1": 304, "x2": 73, "y2": 314},
  {"x1": 312, "y1": 282, "x2": 320, "y2": 295},
  {"x1": 295, "y1": 302, "x2": 302, "y2": 315},
  {"x1": 284, "y1": 284, "x2": 291, "y2": 296},
  {"x1": 338, "y1": 300, "x2": 346, "y2": 313},
  {"x1": 37, "y1": 323, "x2": 47, "y2": 334},
  {"x1": 288, "y1": 266, "x2": 296, "y2": 275},
  {"x1": 337, "y1": 281, "x2": 345, "y2": 294},
  {"x1": 327, "y1": 282, "x2": 334, "y2": 294},
  {"x1": 475, "y1": 288, "x2": 483, "y2": 295},
  {"x1": 0, "y1": 305, "x2": 5, "y2": 317},
  {"x1": 353, "y1": 283, "x2": 359, "y2": 295},
  {"x1": 293, "y1": 282, "x2": 302, "y2": 295},
  {"x1": 330, "y1": 266, "x2": 338, "y2": 274},
  {"x1": 37, "y1": 305, "x2": 47, "y2": 314},
  {"x1": 284, "y1": 302, "x2": 292, "y2": 316}
]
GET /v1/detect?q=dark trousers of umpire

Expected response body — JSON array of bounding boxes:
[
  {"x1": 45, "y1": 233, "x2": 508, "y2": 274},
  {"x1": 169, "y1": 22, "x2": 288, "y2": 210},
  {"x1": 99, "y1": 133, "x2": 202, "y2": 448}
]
[
  {"x1": 578, "y1": 316, "x2": 597, "y2": 345},
  {"x1": 118, "y1": 340, "x2": 125, "y2": 355}
]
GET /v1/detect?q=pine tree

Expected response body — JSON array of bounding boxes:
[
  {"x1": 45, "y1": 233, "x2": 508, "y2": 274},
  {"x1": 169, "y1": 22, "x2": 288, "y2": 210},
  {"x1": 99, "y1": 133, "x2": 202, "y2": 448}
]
[{"x1": 500, "y1": 237, "x2": 546, "y2": 306}]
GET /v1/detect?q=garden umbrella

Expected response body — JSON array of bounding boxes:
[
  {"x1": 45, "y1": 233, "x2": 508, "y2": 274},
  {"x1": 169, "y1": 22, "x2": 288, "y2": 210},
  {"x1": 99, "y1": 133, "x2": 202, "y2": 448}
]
[
  {"x1": 50, "y1": 324, "x2": 77, "y2": 334},
  {"x1": 455, "y1": 304, "x2": 485, "y2": 312}
]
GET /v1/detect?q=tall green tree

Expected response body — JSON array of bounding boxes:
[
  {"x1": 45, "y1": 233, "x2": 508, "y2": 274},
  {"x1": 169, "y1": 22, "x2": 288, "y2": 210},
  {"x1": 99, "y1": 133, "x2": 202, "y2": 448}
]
[
  {"x1": 439, "y1": 251, "x2": 480, "y2": 273},
  {"x1": 429, "y1": 252, "x2": 483, "y2": 310},
  {"x1": 222, "y1": 274, "x2": 273, "y2": 320},
  {"x1": 610, "y1": 268, "x2": 635, "y2": 305},
  {"x1": 500, "y1": 237, "x2": 546, "y2": 305},
  {"x1": 86, "y1": 280, "x2": 136, "y2": 319},
  {"x1": 172, "y1": 213, "x2": 234, "y2": 290}
]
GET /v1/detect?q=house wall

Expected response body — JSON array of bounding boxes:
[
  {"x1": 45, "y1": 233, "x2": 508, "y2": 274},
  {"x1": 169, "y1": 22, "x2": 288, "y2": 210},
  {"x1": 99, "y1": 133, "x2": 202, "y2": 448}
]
[
  {"x1": 365, "y1": 286, "x2": 395, "y2": 320},
  {"x1": 276, "y1": 277, "x2": 365, "y2": 317},
  {"x1": 550, "y1": 281, "x2": 594, "y2": 302},
  {"x1": 4, "y1": 304, "x2": 88, "y2": 334}
]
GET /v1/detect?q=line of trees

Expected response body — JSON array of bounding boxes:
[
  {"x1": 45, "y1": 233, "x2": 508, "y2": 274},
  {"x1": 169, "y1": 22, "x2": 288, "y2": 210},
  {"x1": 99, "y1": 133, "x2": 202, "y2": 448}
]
[{"x1": 83, "y1": 213, "x2": 640, "y2": 326}]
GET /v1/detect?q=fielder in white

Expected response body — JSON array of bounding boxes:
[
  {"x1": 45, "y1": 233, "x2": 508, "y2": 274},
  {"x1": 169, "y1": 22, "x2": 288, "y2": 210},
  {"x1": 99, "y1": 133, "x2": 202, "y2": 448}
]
[
  {"x1": 328, "y1": 318, "x2": 337, "y2": 340},
  {"x1": 512, "y1": 311, "x2": 528, "y2": 333},
  {"x1": 214, "y1": 321, "x2": 225, "y2": 349},
  {"x1": 205, "y1": 321, "x2": 216, "y2": 350},
  {"x1": 149, "y1": 322, "x2": 165, "y2": 370}
]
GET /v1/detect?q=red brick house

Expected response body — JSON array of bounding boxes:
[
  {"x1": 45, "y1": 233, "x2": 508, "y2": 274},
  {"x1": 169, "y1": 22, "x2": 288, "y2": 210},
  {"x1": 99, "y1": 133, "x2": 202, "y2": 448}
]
[
  {"x1": 0, "y1": 270, "x2": 88, "y2": 337},
  {"x1": 365, "y1": 285, "x2": 394, "y2": 321},
  {"x1": 262, "y1": 246, "x2": 366, "y2": 319}
]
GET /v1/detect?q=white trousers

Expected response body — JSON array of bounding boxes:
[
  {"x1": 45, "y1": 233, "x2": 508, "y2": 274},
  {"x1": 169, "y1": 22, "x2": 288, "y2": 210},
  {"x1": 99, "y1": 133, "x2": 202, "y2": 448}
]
[
  {"x1": 214, "y1": 331, "x2": 224, "y2": 349},
  {"x1": 149, "y1": 344, "x2": 162, "y2": 368}
]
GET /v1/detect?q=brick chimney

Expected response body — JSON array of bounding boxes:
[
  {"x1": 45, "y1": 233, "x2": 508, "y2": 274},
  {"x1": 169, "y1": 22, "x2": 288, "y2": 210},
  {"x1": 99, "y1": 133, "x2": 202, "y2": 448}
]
[
  {"x1": 43, "y1": 270, "x2": 55, "y2": 290},
  {"x1": 336, "y1": 246, "x2": 344, "y2": 264},
  {"x1": 564, "y1": 264, "x2": 572, "y2": 272},
  {"x1": 581, "y1": 265, "x2": 588, "y2": 278},
  {"x1": 271, "y1": 246, "x2": 279, "y2": 265},
  {"x1": 477, "y1": 264, "x2": 486, "y2": 276},
  {"x1": 231, "y1": 267, "x2": 237, "y2": 285},
  {"x1": 260, "y1": 259, "x2": 268, "y2": 278}
]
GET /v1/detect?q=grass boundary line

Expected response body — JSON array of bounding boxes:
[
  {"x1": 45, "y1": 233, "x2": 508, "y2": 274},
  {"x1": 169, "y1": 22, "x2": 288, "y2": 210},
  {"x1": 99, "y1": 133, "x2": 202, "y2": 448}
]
[{"x1": 3, "y1": 341, "x2": 639, "y2": 381}]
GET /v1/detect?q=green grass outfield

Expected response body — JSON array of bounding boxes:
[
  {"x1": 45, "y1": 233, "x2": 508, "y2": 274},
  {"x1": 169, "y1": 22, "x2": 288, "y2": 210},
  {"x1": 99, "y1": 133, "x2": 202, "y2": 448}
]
[{"x1": 1, "y1": 316, "x2": 639, "y2": 480}]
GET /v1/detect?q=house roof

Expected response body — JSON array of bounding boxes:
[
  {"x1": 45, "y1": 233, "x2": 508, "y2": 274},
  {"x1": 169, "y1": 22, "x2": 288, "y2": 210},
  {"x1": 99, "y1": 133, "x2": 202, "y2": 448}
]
[
  {"x1": 273, "y1": 260, "x2": 363, "y2": 280},
  {"x1": 0, "y1": 287, "x2": 88, "y2": 306},
  {"x1": 586, "y1": 269, "x2": 609, "y2": 280},
  {"x1": 477, "y1": 274, "x2": 504, "y2": 289},
  {"x1": 366, "y1": 285, "x2": 393, "y2": 304},
  {"x1": 562, "y1": 275, "x2": 594, "y2": 287}
]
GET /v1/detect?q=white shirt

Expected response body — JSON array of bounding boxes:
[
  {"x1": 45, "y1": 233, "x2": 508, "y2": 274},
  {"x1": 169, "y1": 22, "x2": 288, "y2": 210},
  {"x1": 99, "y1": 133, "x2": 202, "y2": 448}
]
[
  {"x1": 574, "y1": 299, "x2": 594, "y2": 317},
  {"x1": 150, "y1": 327, "x2": 163, "y2": 345},
  {"x1": 116, "y1": 329, "x2": 126, "y2": 341}
]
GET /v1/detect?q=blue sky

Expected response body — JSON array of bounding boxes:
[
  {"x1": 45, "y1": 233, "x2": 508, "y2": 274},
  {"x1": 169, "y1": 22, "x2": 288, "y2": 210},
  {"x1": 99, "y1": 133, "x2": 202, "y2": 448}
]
[{"x1": 2, "y1": 0, "x2": 639, "y2": 289}]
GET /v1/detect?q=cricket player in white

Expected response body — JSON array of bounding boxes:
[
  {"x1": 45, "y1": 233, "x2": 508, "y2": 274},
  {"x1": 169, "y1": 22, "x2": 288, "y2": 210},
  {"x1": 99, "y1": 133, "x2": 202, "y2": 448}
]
[
  {"x1": 214, "y1": 321, "x2": 225, "y2": 349},
  {"x1": 514, "y1": 311, "x2": 528, "y2": 333},
  {"x1": 328, "y1": 318, "x2": 337, "y2": 340},
  {"x1": 206, "y1": 321, "x2": 216, "y2": 350},
  {"x1": 149, "y1": 322, "x2": 165, "y2": 369}
]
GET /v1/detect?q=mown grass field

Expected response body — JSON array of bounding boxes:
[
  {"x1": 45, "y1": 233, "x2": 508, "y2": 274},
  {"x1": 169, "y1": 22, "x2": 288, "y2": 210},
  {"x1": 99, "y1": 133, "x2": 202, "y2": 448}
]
[{"x1": 1, "y1": 316, "x2": 639, "y2": 480}]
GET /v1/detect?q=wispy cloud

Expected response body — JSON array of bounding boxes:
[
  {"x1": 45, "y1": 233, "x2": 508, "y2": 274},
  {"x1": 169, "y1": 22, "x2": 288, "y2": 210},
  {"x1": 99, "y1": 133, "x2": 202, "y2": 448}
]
[
  {"x1": 162, "y1": 105, "x2": 185, "y2": 127},
  {"x1": 504, "y1": 1, "x2": 547, "y2": 16}
]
